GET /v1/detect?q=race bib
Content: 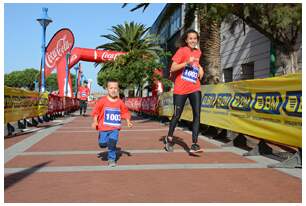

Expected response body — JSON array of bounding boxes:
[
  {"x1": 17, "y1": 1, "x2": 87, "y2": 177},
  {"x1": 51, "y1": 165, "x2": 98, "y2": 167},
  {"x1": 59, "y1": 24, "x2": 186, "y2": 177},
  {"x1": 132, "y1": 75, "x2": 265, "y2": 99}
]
[
  {"x1": 81, "y1": 92, "x2": 87, "y2": 97},
  {"x1": 181, "y1": 65, "x2": 199, "y2": 83},
  {"x1": 103, "y1": 107, "x2": 121, "y2": 127}
]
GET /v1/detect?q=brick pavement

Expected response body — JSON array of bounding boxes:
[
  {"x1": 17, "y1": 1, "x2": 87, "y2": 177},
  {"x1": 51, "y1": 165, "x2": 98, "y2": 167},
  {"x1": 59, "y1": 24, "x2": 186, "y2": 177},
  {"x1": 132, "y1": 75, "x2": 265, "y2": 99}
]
[{"x1": 4, "y1": 111, "x2": 302, "y2": 203}]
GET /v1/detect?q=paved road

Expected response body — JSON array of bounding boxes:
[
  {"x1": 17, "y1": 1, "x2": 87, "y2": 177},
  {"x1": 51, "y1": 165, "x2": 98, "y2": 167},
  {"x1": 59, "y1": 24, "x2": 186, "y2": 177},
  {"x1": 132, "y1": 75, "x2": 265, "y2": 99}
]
[{"x1": 4, "y1": 111, "x2": 302, "y2": 203}]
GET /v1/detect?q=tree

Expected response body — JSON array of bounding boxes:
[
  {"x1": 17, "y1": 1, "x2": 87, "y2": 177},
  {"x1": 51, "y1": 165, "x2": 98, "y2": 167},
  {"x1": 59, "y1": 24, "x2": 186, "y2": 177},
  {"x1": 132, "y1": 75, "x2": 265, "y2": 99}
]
[
  {"x1": 96, "y1": 21, "x2": 170, "y2": 97},
  {"x1": 124, "y1": 3, "x2": 302, "y2": 80},
  {"x1": 229, "y1": 3, "x2": 301, "y2": 74},
  {"x1": 184, "y1": 4, "x2": 230, "y2": 84},
  {"x1": 4, "y1": 68, "x2": 76, "y2": 93},
  {"x1": 45, "y1": 73, "x2": 58, "y2": 92},
  {"x1": 122, "y1": 3, "x2": 150, "y2": 12},
  {"x1": 124, "y1": 3, "x2": 229, "y2": 84},
  {"x1": 96, "y1": 21, "x2": 162, "y2": 58},
  {"x1": 46, "y1": 73, "x2": 76, "y2": 93},
  {"x1": 4, "y1": 68, "x2": 40, "y2": 90},
  {"x1": 97, "y1": 50, "x2": 172, "y2": 97}
]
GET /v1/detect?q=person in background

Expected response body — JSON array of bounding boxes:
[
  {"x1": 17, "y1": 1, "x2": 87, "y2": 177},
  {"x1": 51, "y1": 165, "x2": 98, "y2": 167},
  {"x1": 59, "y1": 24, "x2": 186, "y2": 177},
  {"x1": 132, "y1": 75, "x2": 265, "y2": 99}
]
[{"x1": 78, "y1": 80, "x2": 90, "y2": 116}]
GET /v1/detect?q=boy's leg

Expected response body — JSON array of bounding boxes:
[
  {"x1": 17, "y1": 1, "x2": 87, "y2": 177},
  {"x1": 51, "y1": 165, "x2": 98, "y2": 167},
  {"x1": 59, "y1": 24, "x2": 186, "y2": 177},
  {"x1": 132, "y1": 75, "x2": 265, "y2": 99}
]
[
  {"x1": 98, "y1": 131, "x2": 108, "y2": 149},
  {"x1": 107, "y1": 130, "x2": 119, "y2": 163}
]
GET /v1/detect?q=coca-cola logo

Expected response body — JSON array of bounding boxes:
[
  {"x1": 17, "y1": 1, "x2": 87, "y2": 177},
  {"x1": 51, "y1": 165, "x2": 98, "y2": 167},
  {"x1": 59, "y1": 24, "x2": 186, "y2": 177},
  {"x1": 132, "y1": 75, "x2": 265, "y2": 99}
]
[
  {"x1": 45, "y1": 35, "x2": 72, "y2": 68},
  {"x1": 100, "y1": 51, "x2": 124, "y2": 60},
  {"x1": 44, "y1": 28, "x2": 74, "y2": 76}
]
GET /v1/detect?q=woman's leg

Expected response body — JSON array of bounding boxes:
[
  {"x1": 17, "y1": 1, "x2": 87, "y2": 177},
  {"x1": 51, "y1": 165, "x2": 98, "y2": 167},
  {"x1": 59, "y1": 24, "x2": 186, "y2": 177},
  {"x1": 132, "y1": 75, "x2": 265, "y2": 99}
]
[
  {"x1": 188, "y1": 91, "x2": 202, "y2": 145},
  {"x1": 167, "y1": 94, "x2": 188, "y2": 139}
]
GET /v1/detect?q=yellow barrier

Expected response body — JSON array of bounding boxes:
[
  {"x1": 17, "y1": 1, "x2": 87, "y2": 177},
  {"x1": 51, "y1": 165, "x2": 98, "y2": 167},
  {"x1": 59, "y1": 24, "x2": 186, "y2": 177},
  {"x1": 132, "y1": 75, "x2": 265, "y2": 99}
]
[
  {"x1": 159, "y1": 73, "x2": 302, "y2": 148},
  {"x1": 4, "y1": 86, "x2": 49, "y2": 123}
]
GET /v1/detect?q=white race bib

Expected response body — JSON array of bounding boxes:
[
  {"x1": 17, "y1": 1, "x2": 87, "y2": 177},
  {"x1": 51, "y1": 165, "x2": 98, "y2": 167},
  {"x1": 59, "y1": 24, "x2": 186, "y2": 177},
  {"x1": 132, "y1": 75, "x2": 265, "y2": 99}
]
[
  {"x1": 182, "y1": 65, "x2": 199, "y2": 83},
  {"x1": 103, "y1": 107, "x2": 121, "y2": 127}
]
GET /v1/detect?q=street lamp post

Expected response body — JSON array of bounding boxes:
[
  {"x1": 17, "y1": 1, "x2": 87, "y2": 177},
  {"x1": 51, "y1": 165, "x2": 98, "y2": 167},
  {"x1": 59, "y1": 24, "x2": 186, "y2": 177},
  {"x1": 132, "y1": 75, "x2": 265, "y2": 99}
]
[
  {"x1": 37, "y1": 7, "x2": 52, "y2": 93},
  {"x1": 74, "y1": 65, "x2": 79, "y2": 98},
  {"x1": 65, "y1": 52, "x2": 71, "y2": 97}
]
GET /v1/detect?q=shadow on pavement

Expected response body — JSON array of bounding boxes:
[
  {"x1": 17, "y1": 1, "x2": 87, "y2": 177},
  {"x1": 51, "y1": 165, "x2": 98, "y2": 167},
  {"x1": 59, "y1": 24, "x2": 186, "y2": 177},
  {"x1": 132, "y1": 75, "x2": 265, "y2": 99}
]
[
  {"x1": 159, "y1": 136, "x2": 201, "y2": 157},
  {"x1": 5, "y1": 130, "x2": 39, "y2": 139},
  {"x1": 5, "y1": 123, "x2": 63, "y2": 139},
  {"x1": 131, "y1": 118, "x2": 153, "y2": 123},
  {"x1": 97, "y1": 147, "x2": 132, "y2": 162},
  {"x1": 5, "y1": 161, "x2": 52, "y2": 190}
]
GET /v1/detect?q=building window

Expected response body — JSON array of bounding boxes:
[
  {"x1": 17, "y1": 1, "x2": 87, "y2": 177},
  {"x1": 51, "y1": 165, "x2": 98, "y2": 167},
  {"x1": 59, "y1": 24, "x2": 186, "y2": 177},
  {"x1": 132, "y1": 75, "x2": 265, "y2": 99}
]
[
  {"x1": 170, "y1": 8, "x2": 181, "y2": 36},
  {"x1": 159, "y1": 22, "x2": 169, "y2": 44},
  {"x1": 223, "y1": 67, "x2": 233, "y2": 82},
  {"x1": 241, "y1": 62, "x2": 254, "y2": 80}
]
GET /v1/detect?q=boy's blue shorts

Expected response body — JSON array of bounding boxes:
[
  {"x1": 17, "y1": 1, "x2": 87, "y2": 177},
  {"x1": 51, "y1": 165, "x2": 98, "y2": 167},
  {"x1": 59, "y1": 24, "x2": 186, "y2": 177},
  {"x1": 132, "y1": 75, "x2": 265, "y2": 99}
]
[{"x1": 98, "y1": 130, "x2": 119, "y2": 148}]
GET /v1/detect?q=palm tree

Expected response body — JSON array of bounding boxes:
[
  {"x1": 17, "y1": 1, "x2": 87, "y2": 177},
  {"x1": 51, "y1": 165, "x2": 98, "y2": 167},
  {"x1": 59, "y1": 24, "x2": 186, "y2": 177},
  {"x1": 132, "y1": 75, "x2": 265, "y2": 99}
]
[
  {"x1": 96, "y1": 21, "x2": 161, "y2": 58},
  {"x1": 124, "y1": 3, "x2": 228, "y2": 84},
  {"x1": 122, "y1": 3, "x2": 150, "y2": 12},
  {"x1": 96, "y1": 21, "x2": 165, "y2": 96},
  {"x1": 184, "y1": 4, "x2": 231, "y2": 84}
]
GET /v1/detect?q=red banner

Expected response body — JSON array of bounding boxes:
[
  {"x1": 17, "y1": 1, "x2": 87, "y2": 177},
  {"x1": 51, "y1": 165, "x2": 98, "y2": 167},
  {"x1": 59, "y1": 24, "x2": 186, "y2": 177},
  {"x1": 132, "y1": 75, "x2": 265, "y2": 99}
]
[
  {"x1": 48, "y1": 94, "x2": 79, "y2": 114},
  {"x1": 124, "y1": 96, "x2": 159, "y2": 115},
  {"x1": 45, "y1": 28, "x2": 75, "y2": 77}
]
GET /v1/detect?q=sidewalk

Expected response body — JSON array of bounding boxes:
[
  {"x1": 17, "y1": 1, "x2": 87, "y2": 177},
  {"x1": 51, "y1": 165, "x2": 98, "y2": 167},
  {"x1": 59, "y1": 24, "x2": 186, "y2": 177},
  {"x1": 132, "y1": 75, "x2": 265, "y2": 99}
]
[{"x1": 4, "y1": 111, "x2": 302, "y2": 203}]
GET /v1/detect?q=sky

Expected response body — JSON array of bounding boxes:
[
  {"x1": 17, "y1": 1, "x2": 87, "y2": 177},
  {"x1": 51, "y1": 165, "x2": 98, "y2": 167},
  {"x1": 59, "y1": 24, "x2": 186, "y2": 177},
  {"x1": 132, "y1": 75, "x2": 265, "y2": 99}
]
[{"x1": 4, "y1": 3, "x2": 166, "y2": 93}]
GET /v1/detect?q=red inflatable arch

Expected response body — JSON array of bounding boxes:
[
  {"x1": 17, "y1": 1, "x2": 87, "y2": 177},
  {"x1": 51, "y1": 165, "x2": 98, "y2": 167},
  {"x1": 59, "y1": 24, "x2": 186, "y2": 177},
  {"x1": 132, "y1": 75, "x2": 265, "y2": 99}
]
[
  {"x1": 56, "y1": 47, "x2": 126, "y2": 96},
  {"x1": 45, "y1": 29, "x2": 162, "y2": 97},
  {"x1": 44, "y1": 28, "x2": 126, "y2": 97}
]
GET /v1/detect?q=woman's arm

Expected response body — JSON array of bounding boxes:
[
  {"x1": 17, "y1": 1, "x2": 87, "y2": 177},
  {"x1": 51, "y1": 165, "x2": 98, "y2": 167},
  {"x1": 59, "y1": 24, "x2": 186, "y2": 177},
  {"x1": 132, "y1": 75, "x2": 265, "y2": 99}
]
[
  {"x1": 170, "y1": 56, "x2": 197, "y2": 72},
  {"x1": 170, "y1": 61, "x2": 188, "y2": 73},
  {"x1": 198, "y1": 65, "x2": 204, "y2": 80}
]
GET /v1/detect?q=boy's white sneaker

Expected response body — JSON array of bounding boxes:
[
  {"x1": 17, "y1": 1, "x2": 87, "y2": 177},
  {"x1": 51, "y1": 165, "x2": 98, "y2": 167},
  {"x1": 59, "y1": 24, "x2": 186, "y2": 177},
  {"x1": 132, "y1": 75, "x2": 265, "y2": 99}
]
[{"x1": 108, "y1": 160, "x2": 116, "y2": 167}]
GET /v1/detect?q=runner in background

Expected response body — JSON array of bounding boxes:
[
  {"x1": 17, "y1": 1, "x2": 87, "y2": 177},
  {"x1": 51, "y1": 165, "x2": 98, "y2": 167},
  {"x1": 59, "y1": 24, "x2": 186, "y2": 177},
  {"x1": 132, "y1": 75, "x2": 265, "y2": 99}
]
[
  {"x1": 165, "y1": 29, "x2": 204, "y2": 153},
  {"x1": 77, "y1": 80, "x2": 90, "y2": 116}
]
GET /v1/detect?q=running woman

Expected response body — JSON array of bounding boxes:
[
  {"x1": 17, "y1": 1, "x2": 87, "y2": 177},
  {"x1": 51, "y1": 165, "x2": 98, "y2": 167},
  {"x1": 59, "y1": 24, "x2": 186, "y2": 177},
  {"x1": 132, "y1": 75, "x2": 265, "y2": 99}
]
[{"x1": 165, "y1": 29, "x2": 204, "y2": 153}]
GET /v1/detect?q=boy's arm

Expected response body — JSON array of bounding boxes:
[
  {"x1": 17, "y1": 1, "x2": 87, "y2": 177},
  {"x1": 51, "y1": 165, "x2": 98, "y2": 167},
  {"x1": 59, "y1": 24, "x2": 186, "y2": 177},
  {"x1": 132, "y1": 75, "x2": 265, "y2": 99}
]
[
  {"x1": 126, "y1": 118, "x2": 133, "y2": 128},
  {"x1": 120, "y1": 101, "x2": 133, "y2": 128},
  {"x1": 91, "y1": 115, "x2": 99, "y2": 129},
  {"x1": 91, "y1": 98, "x2": 104, "y2": 129}
]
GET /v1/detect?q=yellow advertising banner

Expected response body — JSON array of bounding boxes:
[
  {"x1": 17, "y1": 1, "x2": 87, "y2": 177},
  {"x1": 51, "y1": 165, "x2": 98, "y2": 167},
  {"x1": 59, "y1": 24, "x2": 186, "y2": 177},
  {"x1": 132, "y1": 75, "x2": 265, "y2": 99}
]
[
  {"x1": 4, "y1": 86, "x2": 49, "y2": 123},
  {"x1": 159, "y1": 73, "x2": 302, "y2": 148}
]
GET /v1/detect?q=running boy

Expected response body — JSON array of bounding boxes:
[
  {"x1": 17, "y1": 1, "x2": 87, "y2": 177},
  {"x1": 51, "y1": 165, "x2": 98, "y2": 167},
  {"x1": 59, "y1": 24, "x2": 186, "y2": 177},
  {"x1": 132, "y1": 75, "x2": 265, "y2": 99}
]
[{"x1": 91, "y1": 79, "x2": 133, "y2": 167}]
